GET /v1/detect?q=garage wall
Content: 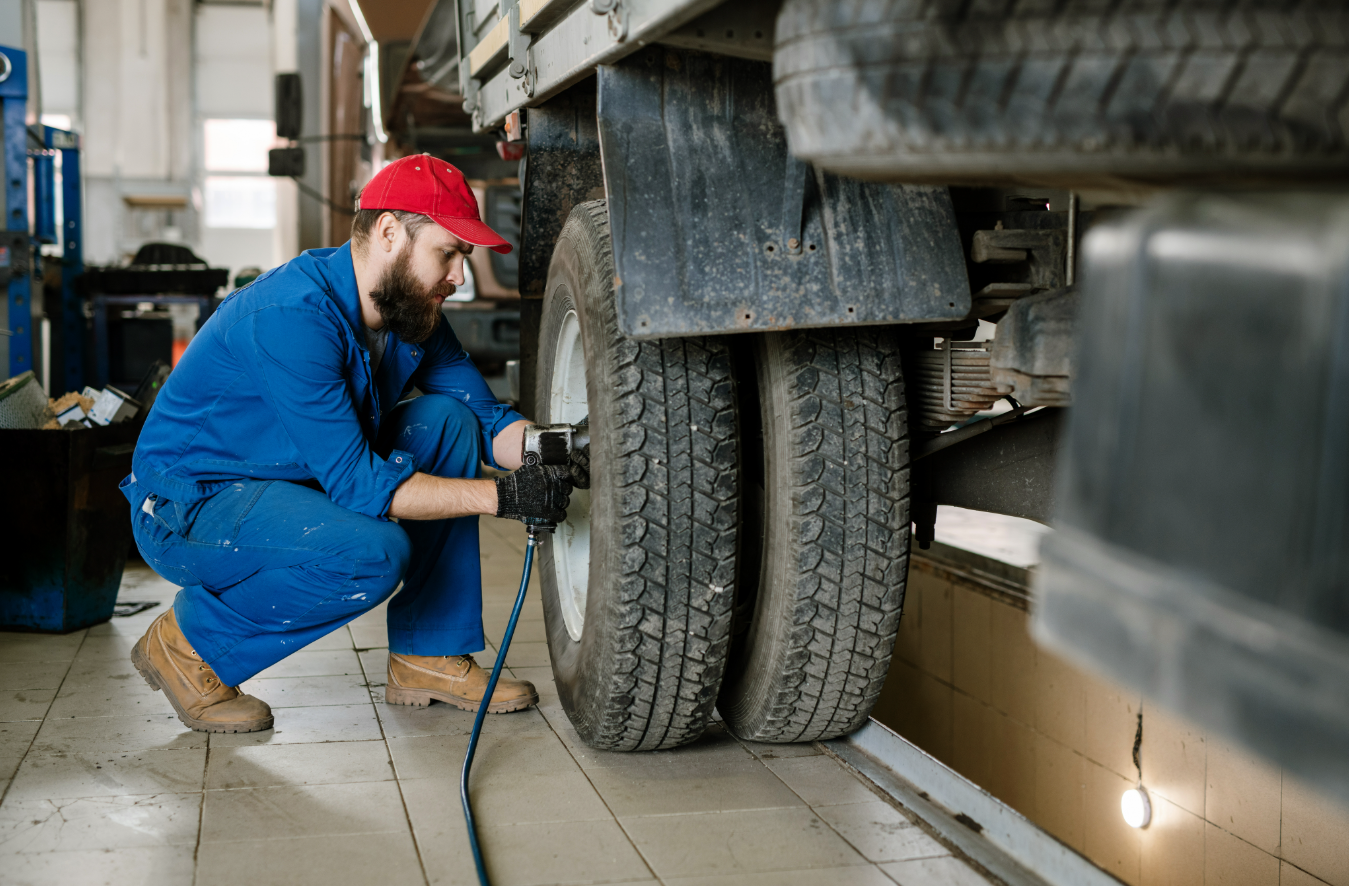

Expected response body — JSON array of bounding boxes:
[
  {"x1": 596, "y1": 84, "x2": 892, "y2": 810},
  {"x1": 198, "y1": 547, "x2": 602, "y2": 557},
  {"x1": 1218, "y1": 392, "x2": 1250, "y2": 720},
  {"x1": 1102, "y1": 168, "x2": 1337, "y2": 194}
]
[
  {"x1": 194, "y1": 1, "x2": 273, "y2": 282},
  {"x1": 872, "y1": 545, "x2": 1349, "y2": 886},
  {"x1": 35, "y1": 0, "x2": 78, "y2": 126},
  {"x1": 81, "y1": 0, "x2": 195, "y2": 265}
]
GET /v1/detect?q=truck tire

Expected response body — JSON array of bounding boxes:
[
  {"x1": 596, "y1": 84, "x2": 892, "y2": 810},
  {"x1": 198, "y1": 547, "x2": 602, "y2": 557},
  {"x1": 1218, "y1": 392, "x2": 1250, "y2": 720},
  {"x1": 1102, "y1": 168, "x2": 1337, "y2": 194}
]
[
  {"x1": 535, "y1": 201, "x2": 740, "y2": 751},
  {"x1": 719, "y1": 330, "x2": 910, "y2": 743},
  {"x1": 774, "y1": 1, "x2": 1349, "y2": 187}
]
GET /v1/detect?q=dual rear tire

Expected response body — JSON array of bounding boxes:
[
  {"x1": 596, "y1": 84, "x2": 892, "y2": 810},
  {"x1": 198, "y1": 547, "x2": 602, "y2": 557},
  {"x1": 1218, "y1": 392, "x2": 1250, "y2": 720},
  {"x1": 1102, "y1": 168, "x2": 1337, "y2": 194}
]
[{"x1": 536, "y1": 201, "x2": 911, "y2": 750}]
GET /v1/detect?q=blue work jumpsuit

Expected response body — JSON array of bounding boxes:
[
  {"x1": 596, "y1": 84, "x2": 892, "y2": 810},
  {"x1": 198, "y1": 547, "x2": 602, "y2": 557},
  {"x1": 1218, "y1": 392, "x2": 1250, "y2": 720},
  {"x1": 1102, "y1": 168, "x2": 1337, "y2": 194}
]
[{"x1": 121, "y1": 242, "x2": 526, "y2": 687}]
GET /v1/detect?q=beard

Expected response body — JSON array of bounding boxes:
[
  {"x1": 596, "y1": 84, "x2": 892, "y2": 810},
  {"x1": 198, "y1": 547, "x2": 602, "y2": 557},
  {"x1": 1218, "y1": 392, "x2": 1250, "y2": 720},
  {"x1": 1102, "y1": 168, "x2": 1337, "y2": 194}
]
[{"x1": 369, "y1": 245, "x2": 446, "y2": 344}]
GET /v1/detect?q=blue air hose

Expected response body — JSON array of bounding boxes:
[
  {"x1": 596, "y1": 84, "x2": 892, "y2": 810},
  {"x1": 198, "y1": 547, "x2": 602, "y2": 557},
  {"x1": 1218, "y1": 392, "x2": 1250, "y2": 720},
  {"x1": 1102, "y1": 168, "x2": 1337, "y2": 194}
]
[{"x1": 461, "y1": 524, "x2": 546, "y2": 886}]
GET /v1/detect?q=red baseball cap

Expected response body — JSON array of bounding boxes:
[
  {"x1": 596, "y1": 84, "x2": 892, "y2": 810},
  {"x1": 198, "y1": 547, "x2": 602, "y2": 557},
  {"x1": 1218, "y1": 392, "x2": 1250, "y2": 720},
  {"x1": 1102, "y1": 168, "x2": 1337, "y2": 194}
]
[{"x1": 359, "y1": 154, "x2": 513, "y2": 254}]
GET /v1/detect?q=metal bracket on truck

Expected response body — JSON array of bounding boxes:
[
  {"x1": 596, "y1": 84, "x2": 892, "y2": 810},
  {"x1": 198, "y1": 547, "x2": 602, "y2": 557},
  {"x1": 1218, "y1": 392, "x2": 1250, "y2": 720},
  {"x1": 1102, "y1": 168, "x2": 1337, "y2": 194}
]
[{"x1": 459, "y1": 0, "x2": 727, "y2": 131}]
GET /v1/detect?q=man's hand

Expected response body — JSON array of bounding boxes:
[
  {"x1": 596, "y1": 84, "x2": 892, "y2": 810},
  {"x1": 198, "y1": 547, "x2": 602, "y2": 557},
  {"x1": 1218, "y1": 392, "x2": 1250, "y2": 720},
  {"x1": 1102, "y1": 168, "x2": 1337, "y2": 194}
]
[{"x1": 495, "y1": 464, "x2": 573, "y2": 523}]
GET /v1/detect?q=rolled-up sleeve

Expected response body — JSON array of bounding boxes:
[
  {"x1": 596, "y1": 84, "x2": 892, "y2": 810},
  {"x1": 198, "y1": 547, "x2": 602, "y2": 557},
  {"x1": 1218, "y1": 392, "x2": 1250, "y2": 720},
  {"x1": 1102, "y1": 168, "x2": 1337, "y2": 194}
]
[
  {"x1": 414, "y1": 321, "x2": 526, "y2": 469},
  {"x1": 230, "y1": 305, "x2": 416, "y2": 518}
]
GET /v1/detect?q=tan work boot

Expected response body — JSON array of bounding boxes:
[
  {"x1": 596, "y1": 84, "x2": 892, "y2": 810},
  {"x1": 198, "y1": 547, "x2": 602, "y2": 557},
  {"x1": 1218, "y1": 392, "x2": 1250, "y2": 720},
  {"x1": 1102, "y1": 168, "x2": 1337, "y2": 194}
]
[
  {"x1": 386, "y1": 652, "x2": 538, "y2": 713},
  {"x1": 130, "y1": 609, "x2": 273, "y2": 733}
]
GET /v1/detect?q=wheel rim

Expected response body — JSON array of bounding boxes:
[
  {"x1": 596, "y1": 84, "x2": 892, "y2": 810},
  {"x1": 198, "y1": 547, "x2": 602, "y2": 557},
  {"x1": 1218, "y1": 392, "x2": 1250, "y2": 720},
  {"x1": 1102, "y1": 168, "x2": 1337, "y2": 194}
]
[{"x1": 549, "y1": 309, "x2": 590, "y2": 642}]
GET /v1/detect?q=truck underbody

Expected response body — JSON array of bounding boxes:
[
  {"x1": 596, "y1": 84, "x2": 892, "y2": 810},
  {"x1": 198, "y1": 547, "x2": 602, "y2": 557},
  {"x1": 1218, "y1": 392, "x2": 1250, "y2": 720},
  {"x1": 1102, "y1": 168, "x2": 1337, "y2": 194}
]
[{"x1": 431, "y1": 0, "x2": 1349, "y2": 805}]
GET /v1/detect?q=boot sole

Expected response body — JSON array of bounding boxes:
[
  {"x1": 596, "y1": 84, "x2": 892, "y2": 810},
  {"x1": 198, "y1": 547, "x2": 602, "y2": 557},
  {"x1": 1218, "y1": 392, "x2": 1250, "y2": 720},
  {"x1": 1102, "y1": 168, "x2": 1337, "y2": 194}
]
[
  {"x1": 131, "y1": 643, "x2": 275, "y2": 734},
  {"x1": 385, "y1": 683, "x2": 539, "y2": 713}
]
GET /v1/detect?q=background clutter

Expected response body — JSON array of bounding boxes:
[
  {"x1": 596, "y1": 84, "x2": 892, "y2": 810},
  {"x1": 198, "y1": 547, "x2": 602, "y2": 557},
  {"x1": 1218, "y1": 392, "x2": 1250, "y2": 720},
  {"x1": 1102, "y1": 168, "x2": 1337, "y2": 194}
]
[{"x1": 0, "y1": 358, "x2": 168, "y2": 430}]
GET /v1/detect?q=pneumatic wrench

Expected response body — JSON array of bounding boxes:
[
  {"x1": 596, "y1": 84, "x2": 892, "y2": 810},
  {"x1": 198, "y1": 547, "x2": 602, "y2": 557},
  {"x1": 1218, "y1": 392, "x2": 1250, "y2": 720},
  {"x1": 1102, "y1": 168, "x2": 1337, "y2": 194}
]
[{"x1": 518, "y1": 421, "x2": 590, "y2": 534}]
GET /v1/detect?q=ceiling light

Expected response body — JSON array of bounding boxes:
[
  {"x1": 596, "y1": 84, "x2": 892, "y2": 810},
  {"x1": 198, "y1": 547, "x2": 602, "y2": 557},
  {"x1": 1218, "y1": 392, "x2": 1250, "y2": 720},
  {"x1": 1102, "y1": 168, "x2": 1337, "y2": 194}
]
[
  {"x1": 1121, "y1": 787, "x2": 1151, "y2": 829},
  {"x1": 347, "y1": 0, "x2": 388, "y2": 144}
]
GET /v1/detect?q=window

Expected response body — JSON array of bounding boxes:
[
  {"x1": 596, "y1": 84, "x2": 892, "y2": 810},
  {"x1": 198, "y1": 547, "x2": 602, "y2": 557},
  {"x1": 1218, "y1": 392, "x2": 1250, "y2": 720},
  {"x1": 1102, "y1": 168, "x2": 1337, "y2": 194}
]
[
  {"x1": 203, "y1": 119, "x2": 276, "y2": 228},
  {"x1": 204, "y1": 178, "x2": 276, "y2": 229}
]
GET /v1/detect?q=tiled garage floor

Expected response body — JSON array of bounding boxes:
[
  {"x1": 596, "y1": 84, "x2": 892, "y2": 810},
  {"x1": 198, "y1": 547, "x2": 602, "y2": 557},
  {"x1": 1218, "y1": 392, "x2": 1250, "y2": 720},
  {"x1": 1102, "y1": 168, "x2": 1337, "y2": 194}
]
[{"x1": 0, "y1": 516, "x2": 995, "y2": 886}]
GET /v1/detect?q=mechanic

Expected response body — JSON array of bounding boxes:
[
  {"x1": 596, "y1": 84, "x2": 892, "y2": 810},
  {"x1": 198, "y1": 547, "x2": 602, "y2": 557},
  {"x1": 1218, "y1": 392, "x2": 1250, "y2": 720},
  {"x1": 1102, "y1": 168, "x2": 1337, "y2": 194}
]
[{"x1": 119, "y1": 155, "x2": 584, "y2": 734}]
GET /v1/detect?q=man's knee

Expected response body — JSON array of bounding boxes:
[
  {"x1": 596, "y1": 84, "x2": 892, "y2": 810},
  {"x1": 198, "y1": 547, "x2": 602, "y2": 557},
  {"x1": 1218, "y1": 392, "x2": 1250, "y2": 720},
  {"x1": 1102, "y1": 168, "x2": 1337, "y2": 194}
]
[
  {"x1": 408, "y1": 393, "x2": 477, "y2": 435},
  {"x1": 389, "y1": 394, "x2": 482, "y2": 473},
  {"x1": 349, "y1": 519, "x2": 412, "y2": 603}
]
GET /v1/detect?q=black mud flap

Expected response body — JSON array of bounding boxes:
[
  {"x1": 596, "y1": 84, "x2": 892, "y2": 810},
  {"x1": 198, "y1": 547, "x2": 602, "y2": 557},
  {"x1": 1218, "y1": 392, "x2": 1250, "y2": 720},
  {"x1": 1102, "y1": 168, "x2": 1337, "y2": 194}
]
[
  {"x1": 596, "y1": 46, "x2": 970, "y2": 339},
  {"x1": 1035, "y1": 193, "x2": 1349, "y2": 805}
]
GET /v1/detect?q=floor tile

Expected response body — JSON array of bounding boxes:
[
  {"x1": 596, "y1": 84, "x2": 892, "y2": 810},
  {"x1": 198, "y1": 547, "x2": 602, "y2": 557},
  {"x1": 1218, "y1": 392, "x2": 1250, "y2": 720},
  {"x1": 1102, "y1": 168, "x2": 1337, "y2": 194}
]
[
  {"x1": 357, "y1": 648, "x2": 389, "y2": 683},
  {"x1": 238, "y1": 675, "x2": 373, "y2": 708},
  {"x1": 0, "y1": 689, "x2": 57, "y2": 722},
  {"x1": 389, "y1": 727, "x2": 573, "y2": 781},
  {"x1": 349, "y1": 622, "x2": 389, "y2": 650},
  {"x1": 816, "y1": 802, "x2": 949, "y2": 863},
  {"x1": 560, "y1": 720, "x2": 755, "y2": 772},
  {"x1": 46, "y1": 679, "x2": 163, "y2": 719},
  {"x1": 378, "y1": 700, "x2": 552, "y2": 740},
  {"x1": 0, "y1": 753, "x2": 24, "y2": 781},
  {"x1": 296, "y1": 626, "x2": 356, "y2": 651},
  {"x1": 29, "y1": 713, "x2": 205, "y2": 755},
  {"x1": 210, "y1": 702, "x2": 382, "y2": 747},
  {"x1": 0, "y1": 719, "x2": 41, "y2": 753},
  {"x1": 0, "y1": 662, "x2": 71, "y2": 691},
  {"x1": 624, "y1": 807, "x2": 867, "y2": 878},
  {"x1": 764, "y1": 754, "x2": 882, "y2": 806},
  {"x1": 66, "y1": 634, "x2": 140, "y2": 663},
  {"x1": 0, "y1": 632, "x2": 86, "y2": 663},
  {"x1": 251, "y1": 648, "x2": 363, "y2": 679},
  {"x1": 402, "y1": 769, "x2": 611, "y2": 828},
  {"x1": 495, "y1": 618, "x2": 547, "y2": 645},
  {"x1": 207, "y1": 740, "x2": 394, "y2": 789},
  {"x1": 505, "y1": 666, "x2": 557, "y2": 705},
  {"x1": 497, "y1": 640, "x2": 551, "y2": 669},
  {"x1": 63, "y1": 653, "x2": 143, "y2": 682},
  {"x1": 0, "y1": 844, "x2": 196, "y2": 885},
  {"x1": 5, "y1": 749, "x2": 206, "y2": 801},
  {"x1": 587, "y1": 756, "x2": 804, "y2": 816},
  {"x1": 881, "y1": 855, "x2": 991, "y2": 886},
  {"x1": 665, "y1": 866, "x2": 895, "y2": 886},
  {"x1": 195, "y1": 831, "x2": 426, "y2": 886},
  {"x1": 482, "y1": 613, "x2": 545, "y2": 642},
  {"x1": 200, "y1": 780, "x2": 409, "y2": 842},
  {"x1": 84, "y1": 608, "x2": 166, "y2": 639},
  {"x1": 0, "y1": 792, "x2": 202, "y2": 852},
  {"x1": 735, "y1": 738, "x2": 823, "y2": 760},
  {"x1": 418, "y1": 818, "x2": 652, "y2": 886}
]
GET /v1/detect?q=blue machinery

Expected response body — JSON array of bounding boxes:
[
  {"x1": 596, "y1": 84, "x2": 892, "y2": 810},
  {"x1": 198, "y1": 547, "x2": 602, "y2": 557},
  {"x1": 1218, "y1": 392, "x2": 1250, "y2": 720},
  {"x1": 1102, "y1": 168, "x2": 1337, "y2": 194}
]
[
  {"x1": 1, "y1": 44, "x2": 85, "y2": 387},
  {"x1": 33, "y1": 120, "x2": 84, "y2": 390}
]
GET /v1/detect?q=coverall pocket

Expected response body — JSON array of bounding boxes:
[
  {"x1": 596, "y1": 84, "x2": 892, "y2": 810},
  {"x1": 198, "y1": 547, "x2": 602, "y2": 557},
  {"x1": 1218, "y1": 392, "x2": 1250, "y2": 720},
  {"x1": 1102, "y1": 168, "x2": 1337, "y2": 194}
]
[{"x1": 183, "y1": 480, "x2": 272, "y2": 545}]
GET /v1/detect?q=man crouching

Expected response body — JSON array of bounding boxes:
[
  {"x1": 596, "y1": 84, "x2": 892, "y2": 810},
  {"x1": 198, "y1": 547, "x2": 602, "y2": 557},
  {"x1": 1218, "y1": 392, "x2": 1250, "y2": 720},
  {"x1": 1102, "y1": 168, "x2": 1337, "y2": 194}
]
[{"x1": 121, "y1": 156, "x2": 582, "y2": 732}]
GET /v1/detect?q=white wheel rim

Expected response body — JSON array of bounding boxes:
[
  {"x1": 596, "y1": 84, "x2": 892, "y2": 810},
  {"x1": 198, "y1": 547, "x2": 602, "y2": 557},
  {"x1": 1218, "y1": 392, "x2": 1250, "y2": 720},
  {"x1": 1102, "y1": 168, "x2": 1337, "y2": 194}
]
[{"x1": 550, "y1": 309, "x2": 590, "y2": 642}]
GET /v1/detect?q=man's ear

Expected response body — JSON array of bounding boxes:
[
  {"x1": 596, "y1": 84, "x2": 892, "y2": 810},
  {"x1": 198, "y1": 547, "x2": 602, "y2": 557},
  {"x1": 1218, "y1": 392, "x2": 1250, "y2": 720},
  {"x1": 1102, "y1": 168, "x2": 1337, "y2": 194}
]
[{"x1": 376, "y1": 212, "x2": 401, "y2": 254}]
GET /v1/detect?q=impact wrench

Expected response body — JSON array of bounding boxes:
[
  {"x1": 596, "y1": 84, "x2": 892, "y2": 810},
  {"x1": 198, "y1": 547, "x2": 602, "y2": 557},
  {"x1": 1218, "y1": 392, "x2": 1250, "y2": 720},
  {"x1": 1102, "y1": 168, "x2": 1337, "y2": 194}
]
[{"x1": 460, "y1": 423, "x2": 588, "y2": 886}]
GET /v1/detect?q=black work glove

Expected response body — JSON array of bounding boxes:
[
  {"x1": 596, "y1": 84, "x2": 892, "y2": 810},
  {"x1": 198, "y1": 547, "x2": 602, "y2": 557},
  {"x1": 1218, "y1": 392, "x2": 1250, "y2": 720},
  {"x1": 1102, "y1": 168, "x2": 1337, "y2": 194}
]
[
  {"x1": 569, "y1": 445, "x2": 590, "y2": 490},
  {"x1": 495, "y1": 464, "x2": 573, "y2": 523}
]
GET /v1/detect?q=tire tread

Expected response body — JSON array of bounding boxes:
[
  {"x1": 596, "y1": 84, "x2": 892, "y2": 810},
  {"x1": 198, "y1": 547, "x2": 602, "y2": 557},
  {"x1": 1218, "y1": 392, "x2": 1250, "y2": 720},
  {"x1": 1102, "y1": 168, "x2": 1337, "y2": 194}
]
[
  {"x1": 725, "y1": 329, "x2": 910, "y2": 743},
  {"x1": 774, "y1": 0, "x2": 1349, "y2": 178},
  {"x1": 558, "y1": 201, "x2": 739, "y2": 751}
]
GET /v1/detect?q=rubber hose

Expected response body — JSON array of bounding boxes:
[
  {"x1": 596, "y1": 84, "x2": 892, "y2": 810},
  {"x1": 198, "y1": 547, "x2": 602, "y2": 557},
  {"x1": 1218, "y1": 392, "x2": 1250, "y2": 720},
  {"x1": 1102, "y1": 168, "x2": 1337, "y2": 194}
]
[{"x1": 461, "y1": 533, "x2": 538, "y2": 886}]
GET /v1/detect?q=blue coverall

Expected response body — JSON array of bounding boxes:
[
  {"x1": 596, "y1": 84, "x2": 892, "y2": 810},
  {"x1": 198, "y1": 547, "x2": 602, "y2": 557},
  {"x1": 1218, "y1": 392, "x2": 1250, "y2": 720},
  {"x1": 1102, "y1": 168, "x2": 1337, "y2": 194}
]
[{"x1": 121, "y1": 242, "x2": 526, "y2": 687}]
